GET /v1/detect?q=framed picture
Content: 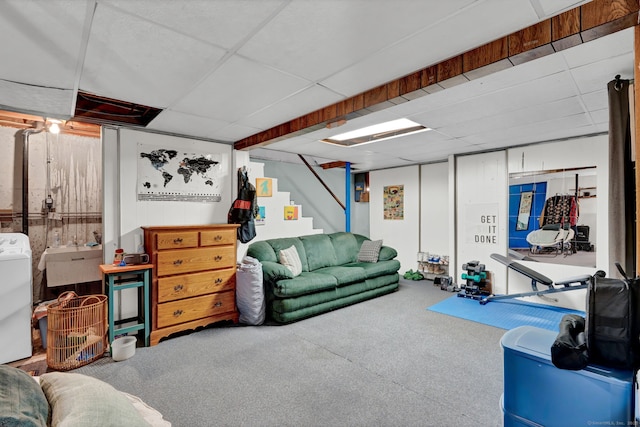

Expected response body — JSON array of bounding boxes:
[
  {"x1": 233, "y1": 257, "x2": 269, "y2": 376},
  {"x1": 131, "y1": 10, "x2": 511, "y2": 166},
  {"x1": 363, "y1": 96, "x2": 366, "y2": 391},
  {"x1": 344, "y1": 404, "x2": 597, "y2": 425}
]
[
  {"x1": 383, "y1": 185, "x2": 404, "y2": 220},
  {"x1": 516, "y1": 191, "x2": 533, "y2": 231},
  {"x1": 284, "y1": 205, "x2": 298, "y2": 220},
  {"x1": 256, "y1": 178, "x2": 272, "y2": 197},
  {"x1": 256, "y1": 206, "x2": 266, "y2": 225}
]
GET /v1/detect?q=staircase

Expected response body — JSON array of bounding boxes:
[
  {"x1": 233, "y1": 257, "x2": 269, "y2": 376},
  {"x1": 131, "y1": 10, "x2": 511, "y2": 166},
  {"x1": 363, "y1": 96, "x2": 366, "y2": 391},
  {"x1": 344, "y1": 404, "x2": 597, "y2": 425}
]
[{"x1": 236, "y1": 161, "x2": 323, "y2": 259}]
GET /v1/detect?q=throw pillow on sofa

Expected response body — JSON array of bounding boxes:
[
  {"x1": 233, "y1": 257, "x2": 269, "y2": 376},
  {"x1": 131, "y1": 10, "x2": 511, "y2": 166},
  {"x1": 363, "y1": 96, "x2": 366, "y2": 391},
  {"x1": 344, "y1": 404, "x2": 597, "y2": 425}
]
[
  {"x1": 357, "y1": 240, "x2": 383, "y2": 263},
  {"x1": 279, "y1": 245, "x2": 302, "y2": 276}
]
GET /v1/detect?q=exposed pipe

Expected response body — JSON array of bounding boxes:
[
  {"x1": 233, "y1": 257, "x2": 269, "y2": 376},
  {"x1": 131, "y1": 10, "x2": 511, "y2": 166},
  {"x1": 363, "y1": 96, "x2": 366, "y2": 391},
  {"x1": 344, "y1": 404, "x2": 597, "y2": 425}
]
[
  {"x1": 22, "y1": 123, "x2": 44, "y2": 235},
  {"x1": 345, "y1": 162, "x2": 351, "y2": 232}
]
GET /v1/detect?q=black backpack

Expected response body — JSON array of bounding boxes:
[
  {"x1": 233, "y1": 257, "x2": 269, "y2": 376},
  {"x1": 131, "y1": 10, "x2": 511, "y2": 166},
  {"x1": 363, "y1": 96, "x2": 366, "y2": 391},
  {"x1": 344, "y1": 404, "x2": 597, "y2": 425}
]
[{"x1": 585, "y1": 264, "x2": 640, "y2": 370}]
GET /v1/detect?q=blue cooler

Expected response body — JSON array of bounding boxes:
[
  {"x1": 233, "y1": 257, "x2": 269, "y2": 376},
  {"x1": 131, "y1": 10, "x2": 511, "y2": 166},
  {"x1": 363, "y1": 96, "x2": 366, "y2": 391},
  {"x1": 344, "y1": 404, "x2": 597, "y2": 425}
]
[{"x1": 501, "y1": 326, "x2": 635, "y2": 427}]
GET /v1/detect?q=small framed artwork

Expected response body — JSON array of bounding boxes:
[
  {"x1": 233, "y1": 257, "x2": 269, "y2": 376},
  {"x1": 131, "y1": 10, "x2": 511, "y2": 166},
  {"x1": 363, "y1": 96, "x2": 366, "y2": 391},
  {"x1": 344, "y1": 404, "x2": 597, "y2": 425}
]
[
  {"x1": 256, "y1": 206, "x2": 266, "y2": 225},
  {"x1": 256, "y1": 178, "x2": 272, "y2": 197},
  {"x1": 516, "y1": 191, "x2": 533, "y2": 231},
  {"x1": 284, "y1": 205, "x2": 298, "y2": 220}
]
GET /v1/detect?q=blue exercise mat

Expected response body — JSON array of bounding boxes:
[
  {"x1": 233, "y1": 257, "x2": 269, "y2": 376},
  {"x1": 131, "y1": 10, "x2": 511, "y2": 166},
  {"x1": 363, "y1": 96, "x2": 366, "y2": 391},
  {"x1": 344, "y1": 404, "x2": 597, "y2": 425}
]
[{"x1": 427, "y1": 294, "x2": 585, "y2": 331}]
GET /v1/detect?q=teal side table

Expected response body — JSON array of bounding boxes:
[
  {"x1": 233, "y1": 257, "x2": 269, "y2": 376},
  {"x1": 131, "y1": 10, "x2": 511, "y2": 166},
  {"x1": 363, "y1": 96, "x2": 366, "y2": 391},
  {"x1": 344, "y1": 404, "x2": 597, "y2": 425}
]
[{"x1": 99, "y1": 263, "x2": 152, "y2": 347}]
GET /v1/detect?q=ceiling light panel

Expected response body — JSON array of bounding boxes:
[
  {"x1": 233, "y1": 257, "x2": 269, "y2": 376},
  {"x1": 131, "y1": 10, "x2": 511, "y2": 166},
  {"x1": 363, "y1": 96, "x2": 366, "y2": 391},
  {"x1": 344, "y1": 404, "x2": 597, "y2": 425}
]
[{"x1": 322, "y1": 118, "x2": 430, "y2": 147}]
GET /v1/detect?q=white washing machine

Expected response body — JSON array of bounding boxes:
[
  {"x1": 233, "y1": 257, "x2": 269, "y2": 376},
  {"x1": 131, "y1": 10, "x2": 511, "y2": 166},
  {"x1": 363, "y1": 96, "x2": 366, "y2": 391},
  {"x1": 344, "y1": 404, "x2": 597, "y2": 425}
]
[{"x1": 0, "y1": 233, "x2": 33, "y2": 364}]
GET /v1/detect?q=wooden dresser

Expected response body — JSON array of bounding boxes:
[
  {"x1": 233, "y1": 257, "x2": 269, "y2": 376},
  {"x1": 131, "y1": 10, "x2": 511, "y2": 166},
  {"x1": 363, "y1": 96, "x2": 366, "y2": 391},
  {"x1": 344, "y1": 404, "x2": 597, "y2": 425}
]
[{"x1": 142, "y1": 224, "x2": 239, "y2": 346}]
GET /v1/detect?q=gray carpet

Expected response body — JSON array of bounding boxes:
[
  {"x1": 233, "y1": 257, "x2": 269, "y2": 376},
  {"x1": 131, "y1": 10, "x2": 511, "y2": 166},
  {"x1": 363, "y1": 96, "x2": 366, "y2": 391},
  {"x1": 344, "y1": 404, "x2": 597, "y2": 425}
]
[{"x1": 74, "y1": 279, "x2": 506, "y2": 427}]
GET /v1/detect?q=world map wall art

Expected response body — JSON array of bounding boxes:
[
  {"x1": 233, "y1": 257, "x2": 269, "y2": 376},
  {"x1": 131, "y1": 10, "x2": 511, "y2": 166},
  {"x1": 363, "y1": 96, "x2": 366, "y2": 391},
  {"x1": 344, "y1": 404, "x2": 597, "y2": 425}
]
[{"x1": 137, "y1": 143, "x2": 224, "y2": 202}]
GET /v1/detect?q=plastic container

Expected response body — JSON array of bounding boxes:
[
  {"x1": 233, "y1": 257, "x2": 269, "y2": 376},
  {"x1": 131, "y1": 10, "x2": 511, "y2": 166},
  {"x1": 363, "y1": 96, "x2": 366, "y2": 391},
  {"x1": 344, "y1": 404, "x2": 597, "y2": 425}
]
[
  {"x1": 501, "y1": 326, "x2": 635, "y2": 426},
  {"x1": 111, "y1": 336, "x2": 136, "y2": 361},
  {"x1": 52, "y1": 231, "x2": 60, "y2": 248},
  {"x1": 38, "y1": 317, "x2": 48, "y2": 349}
]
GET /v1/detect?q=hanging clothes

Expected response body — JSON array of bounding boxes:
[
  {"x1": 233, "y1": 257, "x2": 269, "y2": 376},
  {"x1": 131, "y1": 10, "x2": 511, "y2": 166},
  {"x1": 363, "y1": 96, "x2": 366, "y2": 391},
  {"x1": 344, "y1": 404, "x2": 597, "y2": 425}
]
[
  {"x1": 539, "y1": 195, "x2": 578, "y2": 227},
  {"x1": 228, "y1": 167, "x2": 258, "y2": 243}
]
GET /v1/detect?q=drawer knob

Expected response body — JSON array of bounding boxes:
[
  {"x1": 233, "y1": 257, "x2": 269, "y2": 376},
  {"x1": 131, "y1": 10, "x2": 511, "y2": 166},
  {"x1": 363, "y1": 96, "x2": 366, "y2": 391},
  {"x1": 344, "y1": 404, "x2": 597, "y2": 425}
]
[
  {"x1": 214, "y1": 302, "x2": 223, "y2": 308},
  {"x1": 173, "y1": 284, "x2": 184, "y2": 292},
  {"x1": 215, "y1": 278, "x2": 223, "y2": 284},
  {"x1": 173, "y1": 309, "x2": 184, "y2": 317},
  {"x1": 214, "y1": 235, "x2": 222, "y2": 241},
  {"x1": 174, "y1": 237, "x2": 183, "y2": 244},
  {"x1": 173, "y1": 259, "x2": 183, "y2": 266},
  {"x1": 214, "y1": 255, "x2": 222, "y2": 261}
]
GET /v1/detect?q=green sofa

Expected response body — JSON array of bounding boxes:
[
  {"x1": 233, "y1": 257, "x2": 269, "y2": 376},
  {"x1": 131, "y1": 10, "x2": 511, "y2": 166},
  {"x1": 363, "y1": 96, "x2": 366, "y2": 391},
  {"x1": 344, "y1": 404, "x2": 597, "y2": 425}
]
[{"x1": 246, "y1": 232, "x2": 400, "y2": 323}]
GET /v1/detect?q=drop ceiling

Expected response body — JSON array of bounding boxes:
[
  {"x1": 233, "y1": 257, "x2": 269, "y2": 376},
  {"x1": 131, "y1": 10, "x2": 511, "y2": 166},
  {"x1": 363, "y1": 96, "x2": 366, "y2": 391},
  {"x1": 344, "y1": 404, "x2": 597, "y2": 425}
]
[{"x1": 0, "y1": 0, "x2": 634, "y2": 171}]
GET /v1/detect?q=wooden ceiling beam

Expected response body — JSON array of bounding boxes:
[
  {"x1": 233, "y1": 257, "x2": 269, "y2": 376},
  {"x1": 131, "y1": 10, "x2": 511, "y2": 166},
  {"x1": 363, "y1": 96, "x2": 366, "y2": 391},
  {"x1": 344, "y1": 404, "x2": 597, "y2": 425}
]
[{"x1": 235, "y1": 0, "x2": 639, "y2": 152}]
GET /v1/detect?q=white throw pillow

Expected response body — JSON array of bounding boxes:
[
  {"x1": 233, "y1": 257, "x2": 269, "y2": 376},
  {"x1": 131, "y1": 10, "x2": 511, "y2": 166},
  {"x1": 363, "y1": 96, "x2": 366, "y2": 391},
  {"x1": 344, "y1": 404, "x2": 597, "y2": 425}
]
[
  {"x1": 279, "y1": 245, "x2": 302, "y2": 277},
  {"x1": 357, "y1": 239, "x2": 383, "y2": 263}
]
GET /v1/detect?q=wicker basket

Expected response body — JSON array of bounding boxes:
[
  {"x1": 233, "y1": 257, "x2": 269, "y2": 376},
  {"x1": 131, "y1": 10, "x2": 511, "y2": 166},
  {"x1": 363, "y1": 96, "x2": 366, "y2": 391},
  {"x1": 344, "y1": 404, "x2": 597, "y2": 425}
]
[{"x1": 46, "y1": 292, "x2": 107, "y2": 371}]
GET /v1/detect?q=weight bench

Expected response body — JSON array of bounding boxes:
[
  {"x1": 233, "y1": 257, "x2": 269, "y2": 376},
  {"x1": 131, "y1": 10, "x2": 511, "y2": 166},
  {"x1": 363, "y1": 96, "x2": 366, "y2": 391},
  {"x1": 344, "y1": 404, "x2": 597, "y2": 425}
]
[{"x1": 480, "y1": 253, "x2": 594, "y2": 305}]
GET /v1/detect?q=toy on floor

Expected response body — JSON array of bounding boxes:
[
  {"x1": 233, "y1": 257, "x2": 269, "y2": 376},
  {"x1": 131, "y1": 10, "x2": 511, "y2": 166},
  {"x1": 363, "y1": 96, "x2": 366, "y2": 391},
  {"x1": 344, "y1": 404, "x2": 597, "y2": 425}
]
[
  {"x1": 403, "y1": 269, "x2": 424, "y2": 280},
  {"x1": 457, "y1": 260, "x2": 490, "y2": 300}
]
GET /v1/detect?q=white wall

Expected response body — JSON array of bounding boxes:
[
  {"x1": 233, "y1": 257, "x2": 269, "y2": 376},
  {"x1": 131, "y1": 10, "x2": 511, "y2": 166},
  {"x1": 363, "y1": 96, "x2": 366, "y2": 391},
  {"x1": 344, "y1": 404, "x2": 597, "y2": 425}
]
[
  {"x1": 455, "y1": 151, "x2": 509, "y2": 294},
  {"x1": 369, "y1": 165, "x2": 420, "y2": 273},
  {"x1": 420, "y1": 162, "x2": 449, "y2": 255}
]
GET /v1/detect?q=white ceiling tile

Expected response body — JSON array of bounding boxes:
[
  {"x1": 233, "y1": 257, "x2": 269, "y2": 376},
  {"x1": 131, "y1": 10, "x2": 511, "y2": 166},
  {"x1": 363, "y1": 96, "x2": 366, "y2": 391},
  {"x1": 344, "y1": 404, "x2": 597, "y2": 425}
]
[
  {"x1": 147, "y1": 110, "x2": 231, "y2": 140},
  {"x1": 82, "y1": 4, "x2": 227, "y2": 107},
  {"x1": 590, "y1": 108, "x2": 609, "y2": 125},
  {"x1": 570, "y1": 51, "x2": 635, "y2": 94},
  {"x1": 211, "y1": 123, "x2": 262, "y2": 142},
  {"x1": 532, "y1": 0, "x2": 591, "y2": 18},
  {"x1": 237, "y1": 85, "x2": 345, "y2": 130},
  {"x1": 98, "y1": 0, "x2": 287, "y2": 50},
  {"x1": 0, "y1": 81, "x2": 74, "y2": 119},
  {"x1": 239, "y1": 0, "x2": 479, "y2": 84},
  {"x1": 581, "y1": 89, "x2": 608, "y2": 111},
  {"x1": 562, "y1": 27, "x2": 634, "y2": 69},
  {"x1": 0, "y1": 0, "x2": 88, "y2": 89},
  {"x1": 173, "y1": 55, "x2": 311, "y2": 122}
]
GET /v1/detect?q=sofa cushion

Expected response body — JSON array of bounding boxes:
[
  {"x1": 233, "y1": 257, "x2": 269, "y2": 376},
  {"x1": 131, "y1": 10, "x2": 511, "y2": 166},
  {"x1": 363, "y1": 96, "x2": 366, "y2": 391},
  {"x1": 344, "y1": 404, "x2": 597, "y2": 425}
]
[
  {"x1": 378, "y1": 246, "x2": 397, "y2": 261},
  {"x1": 273, "y1": 272, "x2": 338, "y2": 297},
  {"x1": 300, "y1": 234, "x2": 338, "y2": 270},
  {"x1": 345, "y1": 260, "x2": 401, "y2": 279},
  {"x1": 328, "y1": 232, "x2": 359, "y2": 264},
  {"x1": 267, "y1": 238, "x2": 309, "y2": 272},
  {"x1": 246, "y1": 240, "x2": 277, "y2": 263},
  {"x1": 0, "y1": 365, "x2": 48, "y2": 427},
  {"x1": 357, "y1": 239, "x2": 383, "y2": 262},
  {"x1": 279, "y1": 245, "x2": 302, "y2": 277},
  {"x1": 314, "y1": 266, "x2": 367, "y2": 286},
  {"x1": 40, "y1": 372, "x2": 149, "y2": 427}
]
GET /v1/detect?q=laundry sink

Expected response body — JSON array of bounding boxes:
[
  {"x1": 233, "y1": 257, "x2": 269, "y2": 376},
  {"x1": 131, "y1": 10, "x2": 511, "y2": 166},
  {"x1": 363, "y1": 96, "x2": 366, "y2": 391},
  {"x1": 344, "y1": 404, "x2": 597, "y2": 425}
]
[{"x1": 41, "y1": 245, "x2": 103, "y2": 287}]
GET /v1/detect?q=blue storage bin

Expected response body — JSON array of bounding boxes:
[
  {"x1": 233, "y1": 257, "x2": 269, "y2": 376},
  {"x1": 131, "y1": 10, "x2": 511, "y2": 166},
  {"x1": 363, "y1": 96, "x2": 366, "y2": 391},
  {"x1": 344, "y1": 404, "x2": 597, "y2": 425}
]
[{"x1": 501, "y1": 326, "x2": 635, "y2": 427}]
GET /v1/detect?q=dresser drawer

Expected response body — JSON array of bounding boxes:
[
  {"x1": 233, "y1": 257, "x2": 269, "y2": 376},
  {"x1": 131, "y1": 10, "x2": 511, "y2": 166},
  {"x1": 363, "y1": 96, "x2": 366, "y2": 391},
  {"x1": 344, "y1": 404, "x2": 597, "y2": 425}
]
[
  {"x1": 156, "y1": 246, "x2": 236, "y2": 276},
  {"x1": 157, "y1": 268, "x2": 235, "y2": 303},
  {"x1": 156, "y1": 231, "x2": 199, "y2": 250},
  {"x1": 157, "y1": 290, "x2": 235, "y2": 328},
  {"x1": 200, "y1": 228, "x2": 236, "y2": 246}
]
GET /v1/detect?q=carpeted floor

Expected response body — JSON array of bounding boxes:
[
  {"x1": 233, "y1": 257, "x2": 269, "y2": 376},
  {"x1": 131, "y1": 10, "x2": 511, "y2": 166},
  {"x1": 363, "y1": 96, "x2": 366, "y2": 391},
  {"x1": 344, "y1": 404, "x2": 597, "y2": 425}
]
[
  {"x1": 72, "y1": 279, "x2": 507, "y2": 427},
  {"x1": 427, "y1": 294, "x2": 585, "y2": 331}
]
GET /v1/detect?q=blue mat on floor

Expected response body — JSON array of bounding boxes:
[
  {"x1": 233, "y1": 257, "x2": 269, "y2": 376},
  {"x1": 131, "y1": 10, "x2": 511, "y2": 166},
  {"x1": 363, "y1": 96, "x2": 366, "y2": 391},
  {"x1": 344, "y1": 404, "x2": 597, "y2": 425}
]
[{"x1": 427, "y1": 294, "x2": 585, "y2": 331}]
